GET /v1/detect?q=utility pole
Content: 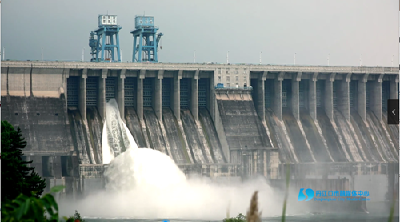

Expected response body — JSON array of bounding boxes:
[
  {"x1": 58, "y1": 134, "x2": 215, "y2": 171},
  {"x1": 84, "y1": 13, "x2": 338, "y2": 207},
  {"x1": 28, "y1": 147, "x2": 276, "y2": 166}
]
[
  {"x1": 327, "y1": 54, "x2": 330, "y2": 66},
  {"x1": 391, "y1": 55, "x2": 394, "y2": 67},
  {"x1": 259, "y1": 51, "x2": 262, "y2": 65},
  {"x1": 82, "y1": 48, "x2": 85, "y2": 62}
]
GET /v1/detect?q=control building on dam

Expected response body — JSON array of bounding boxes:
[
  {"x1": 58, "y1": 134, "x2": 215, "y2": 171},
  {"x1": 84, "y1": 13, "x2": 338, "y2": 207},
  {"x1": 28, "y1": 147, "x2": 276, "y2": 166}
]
[{"x1": 1, "y1": 61, "x2": 399, "y2": 198}]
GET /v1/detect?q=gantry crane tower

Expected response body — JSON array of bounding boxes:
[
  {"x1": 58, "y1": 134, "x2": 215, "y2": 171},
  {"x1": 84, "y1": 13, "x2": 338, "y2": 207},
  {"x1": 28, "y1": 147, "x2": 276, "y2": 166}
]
[
  {"x1": 131, "y1": 16, "x2": 163, "y2": 62},
  {"x1": 89, "y1": 14, "x2": 122, "y2": 62}
]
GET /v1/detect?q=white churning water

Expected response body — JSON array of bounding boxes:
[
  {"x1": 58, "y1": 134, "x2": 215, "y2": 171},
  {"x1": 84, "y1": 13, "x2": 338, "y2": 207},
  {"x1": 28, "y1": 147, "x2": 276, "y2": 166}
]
[{"x1": 64, "y1": 99, "x2": 284, "y2": 220}]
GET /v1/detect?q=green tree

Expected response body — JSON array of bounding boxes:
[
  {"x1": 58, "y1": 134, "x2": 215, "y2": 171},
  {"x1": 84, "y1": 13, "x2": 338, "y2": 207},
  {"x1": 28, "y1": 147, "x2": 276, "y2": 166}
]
[{"x1": 1, "y1": 121, "x2": 46, "y2": 203}]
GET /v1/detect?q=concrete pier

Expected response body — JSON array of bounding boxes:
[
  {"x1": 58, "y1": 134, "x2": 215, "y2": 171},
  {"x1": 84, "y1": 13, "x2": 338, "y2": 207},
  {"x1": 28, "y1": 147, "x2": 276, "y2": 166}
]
[
  {"x1": 325, "y1": 73, "x2": 335, "y2": 120},
  {"x1": 309, "y1": 72, "x2": 318, "y2": 120},
  {"x1": 118, "y1": 69, "x2": 125, "y2": 120},
  {"x1": 390, "y1": 75, "x2": 399, "y2": 99},
  {"x1": 371, "y1": 74, "x2": 384, "y2": 121},
  {"x1": 274, "y1": 72, "x2": 284, "y2": 120},
  {"x1": 154, "y1": 70, "x2": 163, "y2": 120},
  {"x1": 137, "y1": 70, "x2": 145, "y2": 120},
  {"x1": 79, "y1": 69, "x2": 87, "y2": 120},
  {"x1": 256, "y1": 71, "x2": 267, "y2": 120},
  {"x1": 191, "y1": 70, "x2": 199, "y2": 121},
  {"x1": 173, "y1": 70, "x2": 182, "y2": 120},
  {"x1": 291, "y1": 72, "x2": 301, "y2": 120},
  {"x1": 338, "y1": 74, "x2": 351, "y2": 121},
  {"x1": 358, "y1": 74, "x2": 368, "y2": 121},
  {"x1": 209, "y1": 74, "x2": 216, "y2": 121},
  {"x1": 98, "y1": 69, "x2": 107, "y2": 119}
]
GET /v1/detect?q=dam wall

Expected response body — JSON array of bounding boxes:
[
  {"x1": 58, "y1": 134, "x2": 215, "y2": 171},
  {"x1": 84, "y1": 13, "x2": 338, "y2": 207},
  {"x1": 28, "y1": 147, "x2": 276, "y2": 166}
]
[
  {"x1": 2, "y1": 95, "x2": 77, "y2": 178},
  {"x1": 1, "y1": 61, "x2": 398, "y2": 190}
]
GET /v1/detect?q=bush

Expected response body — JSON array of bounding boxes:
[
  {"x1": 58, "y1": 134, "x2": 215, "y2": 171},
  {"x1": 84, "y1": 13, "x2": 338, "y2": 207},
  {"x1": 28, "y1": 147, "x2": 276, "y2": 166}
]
[
  {"x1": 63, "y1": 210, "x2": 86, "y2": 222},
  {"x1": 2, "y1": 185, "x2": 64, "y2": 221},
  {"x1": 223, "y1": 213, "x2": 246, "y2": 222}
]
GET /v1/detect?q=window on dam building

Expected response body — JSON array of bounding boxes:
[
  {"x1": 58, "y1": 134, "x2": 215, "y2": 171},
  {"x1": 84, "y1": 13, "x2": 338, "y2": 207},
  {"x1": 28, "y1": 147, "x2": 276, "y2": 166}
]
[{"x1": 226, "y1": 76, "x2": 230, "y2": 82}]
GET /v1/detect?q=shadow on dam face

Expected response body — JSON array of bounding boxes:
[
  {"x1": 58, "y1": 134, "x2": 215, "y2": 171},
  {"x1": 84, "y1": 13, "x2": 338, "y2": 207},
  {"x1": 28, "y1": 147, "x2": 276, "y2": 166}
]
[
  {"x1": 281, "y1": 108, "x2": 314, "y2": 163},
  {"x1": 162, "y1": 108, "x2": 191, "y2": 164},
  {"x1": 199, "y1": 107, "x2": 226, "y2": 164},
  {"x1": 299, "y1": 110, "x2": 332, "y2": 162}
]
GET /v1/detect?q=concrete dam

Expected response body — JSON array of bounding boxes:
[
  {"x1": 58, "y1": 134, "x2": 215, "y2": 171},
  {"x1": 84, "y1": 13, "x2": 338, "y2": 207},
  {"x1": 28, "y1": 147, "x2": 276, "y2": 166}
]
[{"x1": 1, "y1": 61, "x2": 398, "y2": 201}]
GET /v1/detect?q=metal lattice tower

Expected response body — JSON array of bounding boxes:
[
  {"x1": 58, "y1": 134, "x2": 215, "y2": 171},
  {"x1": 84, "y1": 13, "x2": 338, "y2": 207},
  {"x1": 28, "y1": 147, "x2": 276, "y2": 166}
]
[
  {"x1": 131, "y1": 16, "x2": 163, "y2": 63},
  {"x1": 89, "y1": 14, "x2": 122, "y2": 62}
]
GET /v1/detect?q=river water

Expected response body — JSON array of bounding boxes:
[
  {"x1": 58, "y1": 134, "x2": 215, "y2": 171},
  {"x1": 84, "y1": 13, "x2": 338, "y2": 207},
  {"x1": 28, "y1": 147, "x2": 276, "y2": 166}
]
[{"x1": 83, "y1": 214, "x2": 397, "y2": 222}]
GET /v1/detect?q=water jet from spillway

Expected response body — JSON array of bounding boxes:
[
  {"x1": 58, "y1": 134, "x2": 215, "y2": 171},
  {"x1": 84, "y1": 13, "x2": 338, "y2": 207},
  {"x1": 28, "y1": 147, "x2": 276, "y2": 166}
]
[{"x1": 102, "y1": 99, "x2": 136, "y2": 164}]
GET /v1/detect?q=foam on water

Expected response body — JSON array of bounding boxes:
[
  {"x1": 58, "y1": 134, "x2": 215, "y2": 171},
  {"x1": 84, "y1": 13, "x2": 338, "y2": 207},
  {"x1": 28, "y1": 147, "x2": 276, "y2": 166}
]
[{"x1": 61, "y1": 99, "x2": 288, "y2": 220}]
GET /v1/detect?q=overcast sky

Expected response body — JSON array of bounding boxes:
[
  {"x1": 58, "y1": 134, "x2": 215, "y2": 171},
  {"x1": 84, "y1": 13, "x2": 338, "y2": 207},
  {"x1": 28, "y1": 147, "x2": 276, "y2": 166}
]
[{"x1": 1, "y1": 0, "x2": 399, "y2": 66}]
